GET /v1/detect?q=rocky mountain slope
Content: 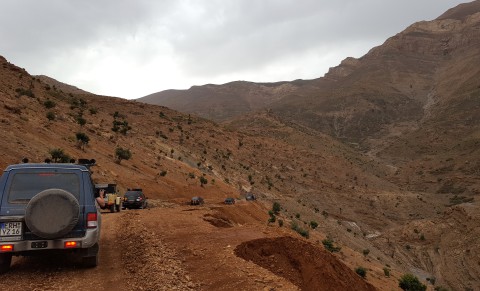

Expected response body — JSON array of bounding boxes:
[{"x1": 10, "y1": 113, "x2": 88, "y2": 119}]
[
  {"x1": 136, "y1": 1, "x2": 480, "y2": 290},
  {"x1": 0, "y1": 55, "x2": 387, "y2": 290}
]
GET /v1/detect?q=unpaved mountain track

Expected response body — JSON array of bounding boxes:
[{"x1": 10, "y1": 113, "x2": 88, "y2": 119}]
[
  {"x1": 0, "y1": 209, "x2": 195, "y2": 291},
  {"x1": 0, "y1": 212, "x2": 125, "y2": 291},
  {"x1": 0, "y1": 204, "x2": 379, "y2": 291}
]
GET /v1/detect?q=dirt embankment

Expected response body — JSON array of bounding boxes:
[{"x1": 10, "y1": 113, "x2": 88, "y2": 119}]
[{"x1": 235, "y1": 236, "x2": 377, "y2": 291}]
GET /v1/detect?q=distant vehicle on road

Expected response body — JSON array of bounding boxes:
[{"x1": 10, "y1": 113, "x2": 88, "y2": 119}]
[
  {"x1": 190, "y1": 196, "x2": 204, "y2": 205},
  {"x1": 122, "y1": 189, "x2": 148, "y2": 209},
  {"x1": 245, "y1": 193, "x2": 256, "y2": 201},
  {"x1": 224, "y1": 197, "x2": 235, "y2": 205}
]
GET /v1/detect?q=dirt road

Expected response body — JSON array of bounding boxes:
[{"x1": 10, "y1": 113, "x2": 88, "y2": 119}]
[{"x1": 0, "y1": 202, "x2": 377, "y2": 291}]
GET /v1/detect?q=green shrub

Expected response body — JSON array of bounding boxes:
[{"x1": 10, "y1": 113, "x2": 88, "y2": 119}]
[
  {"x1": 15, "y1": 87, "x2": 35, "y2": 98},
  {"x1": 291, "y1": 221, "x2": 309, "y2": 238},
  {"x1": 322, "y1": 238, "x2": 341, "y2": 252},
  {"x1": 77, "y1": 116, "x2": 86, "y2": 126},
  {"x1": 49, "y1": 148, "x2": 71, "y2": 163},
  {"x1": 199, "y1": 176, "x2": 208, "y2": 187},
  {"x1": 43, "y1": 99, "x2": 56, "y2": 109},
  {"x1": 75, "y1": 132, "x2": 90, "y2": 150},
  {"x1": 399, "y1": 274, "x2": 426, "y2": 291},
  {"x1": 355, "y1": 267, "x2": 367, "y2": 278},
  {"x1": 46, "y1": 111, "x2": 55, "y2": 121},
  {"x1": 159, "y1": 170, "x2": 167, "y2": 177},
  {"x1": 310, "y1": 221, "x2": 318, "y2": 229},
  {"x1": 362, "y1": 249, "x2": 370, "y2": 256},
  {"x1": 272, "y1": 202, "x2": 281, "y2": 214},
  {"x1": 383, "y1": 267, "x2": 390, "y2": 277},
  {"x1": 278, "y1": 219, "x2": 284, "y2": 227},
  {"x1": 268, "y1": 215, "x2": 276, "y2": 223},
  {"x1": 115, "y1": 147, "x2": 132, "y2": 164}
]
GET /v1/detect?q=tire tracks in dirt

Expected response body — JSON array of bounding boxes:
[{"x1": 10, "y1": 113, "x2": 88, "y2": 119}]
[
  {"x1": 0, "y1": 212, "x2": 124, "y2": 290},
  {"x1": 118, "y1": 211, "x2": 196, "y2": 290}
]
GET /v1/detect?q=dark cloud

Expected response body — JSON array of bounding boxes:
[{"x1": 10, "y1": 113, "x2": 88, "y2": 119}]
[{"x1": 0, "y1": 0, "x2": 468, "y2": 98}]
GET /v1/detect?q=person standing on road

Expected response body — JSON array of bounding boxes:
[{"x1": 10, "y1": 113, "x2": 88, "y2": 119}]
[{"x1": 95, "y1": 189, "x2": 106, "y2": 209}]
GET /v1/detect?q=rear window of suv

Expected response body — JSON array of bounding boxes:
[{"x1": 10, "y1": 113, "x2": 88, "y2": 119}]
[
  {"x1": 125, "y1": 191, "x2": 142, "y2": 198},
  {"x1": 7, "y1": 172, "x2": 81, "y2": 203}
]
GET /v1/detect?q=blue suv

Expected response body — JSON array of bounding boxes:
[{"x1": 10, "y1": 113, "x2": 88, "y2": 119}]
[{"x1": 0, "y1": 162, "x2": 101, "y2": 273}]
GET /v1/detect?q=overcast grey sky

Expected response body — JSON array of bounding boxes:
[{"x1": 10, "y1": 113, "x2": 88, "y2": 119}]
[{"x1": 0, "y1": 0, "x2": 469, "y2": 99}]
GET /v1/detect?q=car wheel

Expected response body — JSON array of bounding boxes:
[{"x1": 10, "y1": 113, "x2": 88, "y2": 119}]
[
  {"x1": 0, "y1": 253, "x2": 12, "y2": 274},
  {"x1": 25, "y1": 188, "x2": 79, "y2": 239},
  {"x1": 82, "y1": 243, "x2": 99, "y2": 268}
]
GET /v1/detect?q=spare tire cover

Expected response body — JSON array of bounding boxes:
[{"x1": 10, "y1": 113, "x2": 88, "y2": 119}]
[{"x1": 25, "y1": 189, "x2": 80, "y2": 239}]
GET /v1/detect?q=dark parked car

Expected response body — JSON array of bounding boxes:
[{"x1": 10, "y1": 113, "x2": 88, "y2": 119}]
[
  {"x1": 224, "y1": 197, "x2": 235, "y2": 205},
  {"x1": 190, "y1": 196, "x2": 204, "y2": 205},
  {"x1": 0, "y1": 161, "x2": 101, "y2": 273},
  {"x1": 122, "y1": 189, "x2": 148, "y2": 209}
]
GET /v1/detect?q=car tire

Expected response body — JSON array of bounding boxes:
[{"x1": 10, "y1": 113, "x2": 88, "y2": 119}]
[
  {"x1": 0, "y1": 253, "x2": 12, "y2": 274},
  {"x1": 25, "y1": 188, "x2": 80, "y2": 239},
  {"x1": 82, "y1": 243, "x2": 99, "y2": 268}
]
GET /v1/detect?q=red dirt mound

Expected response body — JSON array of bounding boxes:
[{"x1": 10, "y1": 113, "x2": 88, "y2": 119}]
[{"x1": 235, "y1": 236, "x2": 377, "y2": 291}]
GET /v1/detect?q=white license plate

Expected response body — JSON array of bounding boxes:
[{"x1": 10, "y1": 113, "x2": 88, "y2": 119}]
[{"x1": 0, "y1": 222, "x2": 23, "y2": 237}]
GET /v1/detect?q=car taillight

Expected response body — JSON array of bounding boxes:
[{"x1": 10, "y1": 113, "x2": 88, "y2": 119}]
[
  {"x1": 64, "y1": 241, "x2": 78, "y2": 248},
  {"x1": 0, "y1": 245, "x2": 13, "y2": 252},
  {"x1": 87, "y1": 212, "x2": 98, "y2": 228}
]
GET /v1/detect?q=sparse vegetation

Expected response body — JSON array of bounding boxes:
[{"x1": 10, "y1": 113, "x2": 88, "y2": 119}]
[
  {"x1": 112, "y1": 112, "x2": 131, "y2": 134},
  {"x1": 310, "y1": 221, "x2": 318, "y2": 229},
  {"x1": 115, "y1": 147, "x2": 132, "y2": 164},
  {"x1": 199, "y1": 176, "x2": 208, "y2": 187},
  {"x1": 272, "y1": 202, "x2": 281, "y2": 215},
  {"x1": 383, "y1": 267, "x2": 390, "y2": 277},
  {"x1": 362, "y1": 249, "x2": 370, "y2": 256},
  {"x1": 355, "y1": 267, "x2": 367, "y2": 278},
  {"x1": 291, "y1": 221, "x2": 309, "y2": 238},
  {"x1": 76, "y1": 116, "x2": 86, "y2": 126},
  {"x1": 46, "y1": 111, "x2": 55, "y2": 121},
  {"x1": 15, "y1": 87, "x2": 35, "y2": 98},
  {"x1": 49, "y1": 148, "x2": 71, "y2": 163},
  {"x1": 159, "y1": 170, "x2": 167, "y2": 177},
  {"x1": 399, "y1": 274, "x2": 426, "y2": 291},
  {"x1": 322, "y1": 238, "x2": 341, "y2": 252},
  {"x1": 448, "y1": 195, "x2": 474, "y2": 206},
  {"x1": 268, "y1": 210, "x2": 276, "y2": 224},
  {"x1": 43, "y1": 99, "x2": 56, "y2": 109},
  {"x1": 75, "y1": 132, "x2": 90, "y2": 150}
]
